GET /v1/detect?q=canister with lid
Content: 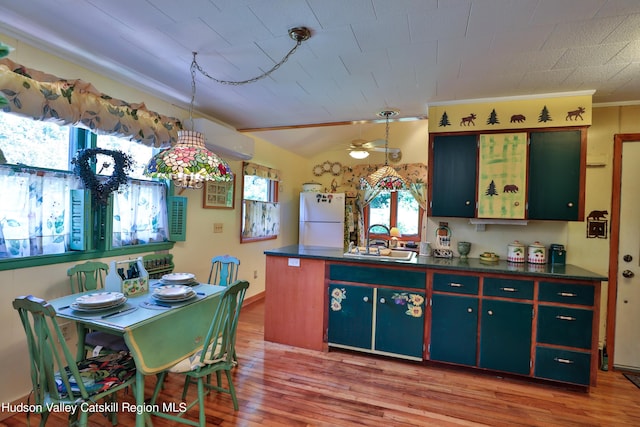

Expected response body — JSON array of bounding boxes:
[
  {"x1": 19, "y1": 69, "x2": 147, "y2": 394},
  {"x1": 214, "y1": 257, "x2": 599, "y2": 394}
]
[
  {"x1": 527, "y1": 241, "x2": 547, "y2": 264},
  {"x1": 507, "y1": 240, "x2": 526, "y2": 263},
  {"x1": 549, "y1": 244, "x2": 566, "y2": 265}
]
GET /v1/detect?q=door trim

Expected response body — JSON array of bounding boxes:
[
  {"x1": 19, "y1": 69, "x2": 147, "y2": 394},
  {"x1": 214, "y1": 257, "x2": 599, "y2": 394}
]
[{"x1": 606, "y1": 133, "x2": 640, "y2": 370}]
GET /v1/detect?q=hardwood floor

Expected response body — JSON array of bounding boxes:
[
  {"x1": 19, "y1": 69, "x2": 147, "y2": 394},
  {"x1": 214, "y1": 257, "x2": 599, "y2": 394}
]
[{"x1": 3, "y1": 300, "x2": 640, "y2": 426}]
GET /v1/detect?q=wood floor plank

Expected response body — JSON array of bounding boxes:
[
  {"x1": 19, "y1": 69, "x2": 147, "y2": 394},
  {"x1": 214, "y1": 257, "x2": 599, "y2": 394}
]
[{"x1": 3, "y1": 300, "x2": 640, "y2": 426}]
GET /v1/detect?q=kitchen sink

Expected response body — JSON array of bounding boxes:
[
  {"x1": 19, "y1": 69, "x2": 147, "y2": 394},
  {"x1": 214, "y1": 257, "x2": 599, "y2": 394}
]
[{"x1": 343, "y1": 249, "x2": 416, "y2": 262}]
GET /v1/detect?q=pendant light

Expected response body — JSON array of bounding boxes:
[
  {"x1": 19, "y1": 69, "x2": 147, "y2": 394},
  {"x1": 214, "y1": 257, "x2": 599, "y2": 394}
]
[
  {"x1": 365, "y1": 110, "x2": 405, "y2": 190},
  {"x1": 144, "y1": 27, "x2": 312, "y2": 189},
  {"x1": 143, "y1": 57, "x2": 232, "y2": 189}
]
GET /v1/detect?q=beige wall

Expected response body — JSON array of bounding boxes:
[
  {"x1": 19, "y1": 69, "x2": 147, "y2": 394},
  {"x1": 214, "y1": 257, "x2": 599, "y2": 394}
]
[
  {"x1": 2, "y1": 30, "x2": 640, "y2": 407},
  {"x1": 0, "y1": 33, "x2": 309, "y2": 406}
]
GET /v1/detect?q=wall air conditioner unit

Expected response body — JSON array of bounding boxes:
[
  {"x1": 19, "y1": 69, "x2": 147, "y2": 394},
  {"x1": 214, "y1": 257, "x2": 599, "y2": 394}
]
[{"x1": 192, "y1": 118, "x2": 254, "y2": 161}]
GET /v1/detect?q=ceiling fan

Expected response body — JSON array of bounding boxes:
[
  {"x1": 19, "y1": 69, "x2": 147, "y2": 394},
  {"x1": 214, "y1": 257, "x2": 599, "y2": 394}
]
[{"x1": 347, "y1": 138, "x2": 402, "y2": 162}]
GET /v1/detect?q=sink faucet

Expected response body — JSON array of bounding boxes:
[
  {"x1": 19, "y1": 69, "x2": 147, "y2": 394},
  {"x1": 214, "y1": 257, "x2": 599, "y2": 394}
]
[{"x1": 366, "y1": 224, "x2": 390, "y2": 254}]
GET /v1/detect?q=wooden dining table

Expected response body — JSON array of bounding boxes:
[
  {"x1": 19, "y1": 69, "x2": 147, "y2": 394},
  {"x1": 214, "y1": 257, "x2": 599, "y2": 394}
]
[{"x1": 50, "y1": 281, "x2": 226, "y2": 427}]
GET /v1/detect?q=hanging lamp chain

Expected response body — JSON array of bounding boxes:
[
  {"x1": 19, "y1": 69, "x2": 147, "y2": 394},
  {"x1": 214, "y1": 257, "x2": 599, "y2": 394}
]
[
  {"x1": 188, "y1": 56, "x2": 198, "y2": 129},
  {"x1": 191, "y1": 27, "x2": 311, "y2": 87},
  {"x1": 384, "y1": 112, "x2": 390, "y2": 165}
]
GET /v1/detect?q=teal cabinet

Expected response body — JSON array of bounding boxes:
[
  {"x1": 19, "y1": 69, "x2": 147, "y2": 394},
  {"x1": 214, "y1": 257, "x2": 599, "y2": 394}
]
[
  {"x1": 479, "y1": 300, "x2": 532, "y2": 375},
  {"x1": 528, "y1": 130, "x2": 584, "y2": 220},
  {"x1": 429, "y1": 134, "x2": 478, "y2": 217},
  {"x1": 535, "y1": 347, "x2": 591, "y2": 386},
  {"x1": 534, "y1": 280, "x2": 596, "y2": 386},
  {"x1": 537, "y1": 305, "x2": 593, "y2": 349},
  {"x1": 375, "y1": 288, "x2": 425, "y2": 358},
  {"x1": 328, "y1": 284, "x2": 373, "y2": 350},
  {"x1": 430, "y1": 294, "x2": 478, "y2": 366},
  {"x1": 328, "y1": 283, "x2": 425, "y2": 360}
]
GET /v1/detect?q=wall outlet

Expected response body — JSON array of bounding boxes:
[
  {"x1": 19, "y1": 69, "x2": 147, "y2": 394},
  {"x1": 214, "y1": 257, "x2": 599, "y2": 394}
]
[
  {"x1": 213, "y1": 223, "x2": 223, "y2": 233},
  {"x1": 253, "y1": 270, "x2": 258, "y2": 279}
]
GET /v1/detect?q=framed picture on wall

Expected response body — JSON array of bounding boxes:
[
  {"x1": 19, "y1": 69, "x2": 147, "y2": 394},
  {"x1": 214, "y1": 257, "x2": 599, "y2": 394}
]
[{"x1": 203, "y1": 177, "x2": 235, "y2": 209}]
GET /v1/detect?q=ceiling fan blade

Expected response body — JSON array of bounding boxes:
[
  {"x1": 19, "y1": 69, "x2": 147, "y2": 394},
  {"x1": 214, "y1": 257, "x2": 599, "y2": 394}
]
[
  {"x1": 369, "y1": 147, "x2": 400, "y2": 153},
  {"x1": 362, "y1": 139, "x2": 386, "y2": 149}
]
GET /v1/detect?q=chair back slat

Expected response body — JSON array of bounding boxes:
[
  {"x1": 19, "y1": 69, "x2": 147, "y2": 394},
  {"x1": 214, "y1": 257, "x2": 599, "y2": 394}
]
[
  {"x1": 208, "y1": 255, "x2": 240, "y2": 286},
  {"x1": 13, "y1": 295, "x2": 94, "y2": 403},
  {"x1": 67, "y1": 261, "x2": 109, "y2": 293},
  {"x1": 201, "y1": 280, "x2": 249, "y2": 366}
]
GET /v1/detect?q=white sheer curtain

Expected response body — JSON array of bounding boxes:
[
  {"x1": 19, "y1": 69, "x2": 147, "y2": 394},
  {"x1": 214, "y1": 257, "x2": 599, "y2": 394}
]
[
  {"x1": 112, "y1": 180, "x2": 168, "y2": 247},
  {"x1": 0, "y1": 167, "x2": 81, "y2": 257}
]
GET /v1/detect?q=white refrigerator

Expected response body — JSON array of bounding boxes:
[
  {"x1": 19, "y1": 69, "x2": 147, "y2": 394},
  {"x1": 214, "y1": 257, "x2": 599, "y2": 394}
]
[{"x1": 299, "y1": 192, "x2": 345, "y2": 248}]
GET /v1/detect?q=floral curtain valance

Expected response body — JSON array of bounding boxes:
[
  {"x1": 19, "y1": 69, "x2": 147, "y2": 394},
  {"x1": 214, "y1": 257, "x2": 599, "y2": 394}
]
[
  {"x1": 0, "y1": 58, "x2": 181, "y2": 147},
  {"x1": 242, "y1": 162, "x2": 281, "y2": 181},
  {"x1": 341, "y1": 162, "x2": 428, "y2": 189}
]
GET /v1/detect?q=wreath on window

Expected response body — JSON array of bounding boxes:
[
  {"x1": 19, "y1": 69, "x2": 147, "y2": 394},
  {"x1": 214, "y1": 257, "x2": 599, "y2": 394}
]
[{"x1": 72, "y1": 148, "x2": 133, "y2": 206}]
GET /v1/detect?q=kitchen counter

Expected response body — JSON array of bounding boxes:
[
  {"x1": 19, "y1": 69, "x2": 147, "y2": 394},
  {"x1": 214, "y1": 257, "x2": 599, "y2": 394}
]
[
  {"x1": 264, "y1": 244, "x2": 607, "y2": 282},
  {"x1": 264, "y1": 244, "x2": 605, "y2": 389}
]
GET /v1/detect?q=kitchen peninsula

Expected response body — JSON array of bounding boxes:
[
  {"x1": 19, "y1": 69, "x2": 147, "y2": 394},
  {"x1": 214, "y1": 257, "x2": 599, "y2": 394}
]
[{"x1": 264, "y1": 244, "x2": 607, "y2": 390}]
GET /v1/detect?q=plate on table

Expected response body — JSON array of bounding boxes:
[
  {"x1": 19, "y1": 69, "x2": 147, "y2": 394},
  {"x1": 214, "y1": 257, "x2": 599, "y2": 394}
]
[
  {"x1": 151, "y1": 293, "x2": 196, "y2": 303},
  {"x1": 75, "y1": 292, "x2": 125, "y2": 308},
  {"x1": 159, "y1": 278, "x2": 198, "y2": 286},
  {"x1": 71, "y1": 297, "x2": 127, "y2": 312},
  {"x1": 161, "y1": 273, "x2": 195, "y2": 282},
  {"x1": 152, "y1": 284, "x2": 195, "y2": 300}
]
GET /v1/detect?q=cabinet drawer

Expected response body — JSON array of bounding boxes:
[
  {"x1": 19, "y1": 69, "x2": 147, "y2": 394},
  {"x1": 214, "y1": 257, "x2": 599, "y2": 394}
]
[
  {"x1": 433, "y1": 273, "x2": 479, "y2": 295},
  {"x1": 483, "y1": 277, "x2": 534, "y2": 300},
  {"x1": 535, "y1": 347, "x2": 591, "y2": 386},
  {"x1": 329, "y1": 264, "x2": 425, "y2": 289},
  {"x1": 537, "y1": 305, "x2": 593, "y2": 349},
  {"x1": 538, "y1": 281, "x2": 595, "y2": 306}
]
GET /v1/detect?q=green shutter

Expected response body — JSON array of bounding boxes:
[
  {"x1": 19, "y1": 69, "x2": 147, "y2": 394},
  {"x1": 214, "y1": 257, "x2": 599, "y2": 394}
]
[
  {"x1": 69, "y1": 189, "x2": 90, "y2": 251},
  {"x1": 168, "y1": 196, "x2": 187, "y2": 241}
]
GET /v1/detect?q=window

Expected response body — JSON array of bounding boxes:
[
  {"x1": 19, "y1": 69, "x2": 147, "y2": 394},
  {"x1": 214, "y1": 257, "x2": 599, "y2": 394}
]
[
  {"x1": 366, "y1": 190, "x2": 423, "y2": 241},
  {"x1": 0, "y1": 112, "x2": 172, "y2": 266},
  {"x1": 96, "y1": 134, "x2": 154, "y2": 180},
  {"x1": 240, "y1": 162, "x2": 280, "y2": 243},
  {"x1": 0, "y1": 113, "x2": 70, "y2": 170}
]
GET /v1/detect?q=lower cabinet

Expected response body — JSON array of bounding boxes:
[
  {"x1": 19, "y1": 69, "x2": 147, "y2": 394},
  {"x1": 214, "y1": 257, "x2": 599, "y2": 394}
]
[
  {"x1": 479, "y1": 299, "x2": 533, "y2": 375},
  {"x1": 328, "y1": 283, "x2": 425, "y2": 360},
  {"x1": 430, "y1": 294, "x2": 478, "y2": 366},
  {"x1": 533, "y1": 281, "x2": 596, "y2": 386}
]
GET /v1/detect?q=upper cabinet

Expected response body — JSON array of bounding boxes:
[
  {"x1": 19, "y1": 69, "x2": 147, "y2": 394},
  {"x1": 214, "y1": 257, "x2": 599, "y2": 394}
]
[
  {"x1": 528, "y1": 130, "x2": 585, "y2": 221},
  {"x1": 430, "y1": 134, "x2": 478, "y2": 218},
  {"x1": 477, "y1": 133, "x2": 528, "y2": 219},
  {"x1": 428, "y1": 127, "x2": 587, "y2": 221}
]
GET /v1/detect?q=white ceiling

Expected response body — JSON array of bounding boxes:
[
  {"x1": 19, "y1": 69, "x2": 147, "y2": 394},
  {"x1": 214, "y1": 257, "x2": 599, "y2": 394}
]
[{"x1": 1, "y1": 0, "x2": 640, "y2": 157}]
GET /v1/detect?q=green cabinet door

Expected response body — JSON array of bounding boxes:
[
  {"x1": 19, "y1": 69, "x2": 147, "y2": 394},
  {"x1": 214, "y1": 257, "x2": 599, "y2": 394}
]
[
  {"x1": 479, "y1": 300, "x2": 532, "y2": 375},
  {"x1": 328, "y1": 284, "x2": 373, "y2": 350},
  {"x1": 375, "y1": 288, "x2": 425, "y2": 358},
  {"x1": 430, "y1": 294, "x2": 478, "y2": 366},
  {"x1": 430, "y1": 134, "x2": 478, "y2": 217},
  {"x1": 528, "y1": 130, "x2": 582, "y2": 220}
]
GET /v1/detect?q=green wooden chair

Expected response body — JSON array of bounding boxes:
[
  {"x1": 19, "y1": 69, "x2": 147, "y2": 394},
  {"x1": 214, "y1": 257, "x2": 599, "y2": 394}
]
[
  {"x1": 67, "y1": 261, "x2": 128, "y2": 357},
  {"x1": 207, "y1": 255, "x2": 240, "y2": 286},
  {"x1": 67, "y1": 261, "x2": 109, "y2": 293},
  {"x1": 149, "y1": 280, "x2": 249, "y2": 426},
  {"x1": 13, "y1": 295, "x2": 137, "y2": 427}
]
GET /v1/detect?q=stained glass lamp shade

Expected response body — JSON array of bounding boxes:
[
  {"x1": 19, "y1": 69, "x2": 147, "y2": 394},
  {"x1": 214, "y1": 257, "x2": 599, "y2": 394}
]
[
  {"x1": 365, "y1": 110, "x2": 405, "y2": 191},
  {"x1": 144, "y1": 130, "x2": 232, "y2": 189}
]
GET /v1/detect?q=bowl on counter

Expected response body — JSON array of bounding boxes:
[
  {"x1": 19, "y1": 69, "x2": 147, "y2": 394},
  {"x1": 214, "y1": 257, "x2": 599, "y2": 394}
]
[{"x1": 479, "y1": 252, "x2": 500, "y2": 263}]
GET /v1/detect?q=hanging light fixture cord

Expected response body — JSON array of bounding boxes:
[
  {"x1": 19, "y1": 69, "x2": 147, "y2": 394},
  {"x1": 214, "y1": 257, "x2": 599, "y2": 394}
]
[
  {"x1": 191, "y1": 26, "x2": 311, "y2": 87},
  {"x1": 379, "y1": 110, "x2": 398, "y2": 166}
]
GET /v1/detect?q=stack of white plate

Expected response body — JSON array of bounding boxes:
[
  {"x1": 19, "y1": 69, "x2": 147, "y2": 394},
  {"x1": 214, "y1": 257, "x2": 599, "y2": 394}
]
[
  {"x1": 152, "y1": 284, "x2": 196, "y2": 303},
  {"x1": 71, "y1": 291, "x2": 127, "y2": 312},
  {"x1": 159, "y1": 272, "x2": 197, "y2": 286}
]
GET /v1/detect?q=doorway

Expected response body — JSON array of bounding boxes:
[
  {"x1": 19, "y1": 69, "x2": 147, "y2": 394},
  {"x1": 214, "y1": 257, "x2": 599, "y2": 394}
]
[{"x1": 608, "y1": 134, "x2": 640, "y2": 371}]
